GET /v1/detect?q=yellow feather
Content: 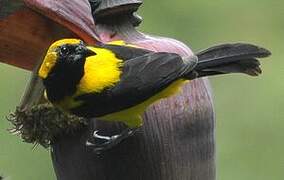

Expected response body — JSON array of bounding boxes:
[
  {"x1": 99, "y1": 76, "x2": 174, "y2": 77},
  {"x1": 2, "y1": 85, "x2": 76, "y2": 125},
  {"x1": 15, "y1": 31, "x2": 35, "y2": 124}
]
[
  {"x1": 101, "y1": 79, "x2": 188, "y2": 128},
  {"x1": 38, "y1": 52, "x2": 58, "y2": 79},
  {"x1": 107, "y1": 40, "x2": 139, "y2": 48},
  {"x1": 76, "y1": 46, "x2": 123, "y2": 95},
  {"x1": 39, "y1": 39, "x2": 188, "y2": 128},
  {"x1": 57, "y1": 46, "x2": 123, "y2": 110},
  {"x1": 62, "y1": 44, "x2": 188, "y2": 127},
  {"x1": 38, "y1": 39, "x2": 82, "y2": 79},
  {"x1": 107, "y1": 40, "x2": 127, "y2": 46}
]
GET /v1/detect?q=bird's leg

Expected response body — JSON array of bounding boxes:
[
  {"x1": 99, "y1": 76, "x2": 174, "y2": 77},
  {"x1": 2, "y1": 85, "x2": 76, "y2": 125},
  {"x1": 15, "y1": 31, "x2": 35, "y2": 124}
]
[{"x1": 86, "y1": 127, "x2": 139, "y2": 153}]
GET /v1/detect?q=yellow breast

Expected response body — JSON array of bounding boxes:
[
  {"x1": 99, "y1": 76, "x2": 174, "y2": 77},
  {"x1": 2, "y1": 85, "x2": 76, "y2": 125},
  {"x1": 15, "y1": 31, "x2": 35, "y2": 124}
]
[
  {"x1": 55, "y1": 47, "x2": 123, "y2": 110},
  {"x1": 101, "y1": 79, "x2": 188, "y2": 128},
  {"x1": 76, "y1": 47, "x2": 123, "y2": 95}
]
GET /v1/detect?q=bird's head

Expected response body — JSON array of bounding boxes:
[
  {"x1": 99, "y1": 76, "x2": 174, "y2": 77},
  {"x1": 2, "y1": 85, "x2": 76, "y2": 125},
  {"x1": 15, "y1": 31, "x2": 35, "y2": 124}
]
[{"x1": 38, "y1": 39, "x2": 95, "y2": 79}]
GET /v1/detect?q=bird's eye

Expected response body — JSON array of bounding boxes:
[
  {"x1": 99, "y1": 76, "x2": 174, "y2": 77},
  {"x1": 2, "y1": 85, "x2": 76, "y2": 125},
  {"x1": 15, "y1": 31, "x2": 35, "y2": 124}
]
[{"x1": 60, "y1": 46, "x2": 69, "y2": 55}]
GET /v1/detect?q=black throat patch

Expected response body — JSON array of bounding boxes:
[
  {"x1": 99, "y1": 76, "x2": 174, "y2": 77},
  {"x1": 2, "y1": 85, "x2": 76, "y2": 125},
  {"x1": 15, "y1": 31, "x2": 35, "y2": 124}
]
[{"x1": 42, "y1": 44, "x2": 91, "y2": 102}]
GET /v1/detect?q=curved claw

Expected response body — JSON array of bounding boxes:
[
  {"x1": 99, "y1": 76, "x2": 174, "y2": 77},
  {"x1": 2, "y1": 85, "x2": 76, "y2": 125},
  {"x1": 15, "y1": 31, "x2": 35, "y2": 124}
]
[
  {"x1": 93, "y1": 130, "x2": 112, "y2": 140},
  {"x1": 86, "y1": 128, "x2": 139, "y2": 153}
]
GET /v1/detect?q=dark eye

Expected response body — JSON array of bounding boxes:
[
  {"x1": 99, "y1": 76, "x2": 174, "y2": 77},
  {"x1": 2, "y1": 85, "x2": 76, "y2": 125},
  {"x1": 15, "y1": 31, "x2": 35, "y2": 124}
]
[{"x1": 60, "y1": 46, "x2": 69, "y2": 55}]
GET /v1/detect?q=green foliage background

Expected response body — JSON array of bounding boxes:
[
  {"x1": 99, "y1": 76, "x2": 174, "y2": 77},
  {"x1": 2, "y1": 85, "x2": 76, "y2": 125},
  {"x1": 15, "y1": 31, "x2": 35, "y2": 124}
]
[{"x1": 0, "y1": 0, "x2": 283, "y2": 179}]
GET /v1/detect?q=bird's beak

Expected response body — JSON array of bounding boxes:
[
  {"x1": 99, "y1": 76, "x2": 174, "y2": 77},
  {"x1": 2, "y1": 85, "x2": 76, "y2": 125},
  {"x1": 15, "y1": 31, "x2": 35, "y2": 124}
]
[
  {"x1": 85, "y1": 47, "x2": 96, "y2": 57},
  {"x1": 75, "y1": 43, "x2": 96, "y2": 57}
]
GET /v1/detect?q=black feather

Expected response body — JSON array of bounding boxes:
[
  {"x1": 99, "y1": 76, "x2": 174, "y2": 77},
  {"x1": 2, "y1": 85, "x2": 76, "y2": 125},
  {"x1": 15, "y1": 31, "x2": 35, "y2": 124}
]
[
  {"x1": 188, "y1": 43, "x2": 271, "y2": 78},
  {"x1": 100, "y1": 44, "x2": 152, "y2": 60},
  {"x1": 43, "y1": 44, "x2": 89, "y2": 102},
  {"x1": 72, "y1": 52, "x2": 196, "y2": 117}
]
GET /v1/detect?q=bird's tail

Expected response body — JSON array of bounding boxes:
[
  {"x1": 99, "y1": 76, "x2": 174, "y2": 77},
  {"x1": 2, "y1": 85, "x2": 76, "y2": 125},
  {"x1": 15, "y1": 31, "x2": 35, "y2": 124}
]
[{"x1": 186, "y1": 43, "x2": 271, "y2": 79}]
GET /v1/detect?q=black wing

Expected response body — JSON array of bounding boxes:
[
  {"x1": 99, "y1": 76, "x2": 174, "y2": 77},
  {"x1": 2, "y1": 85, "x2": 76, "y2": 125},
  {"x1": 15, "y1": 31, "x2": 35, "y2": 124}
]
[
  {"x1": 72, "y1": 52, "x2": 197, "y2": 117},
  {"x1": 100, "y1": 44, "x2": 153, "y2": 60}
]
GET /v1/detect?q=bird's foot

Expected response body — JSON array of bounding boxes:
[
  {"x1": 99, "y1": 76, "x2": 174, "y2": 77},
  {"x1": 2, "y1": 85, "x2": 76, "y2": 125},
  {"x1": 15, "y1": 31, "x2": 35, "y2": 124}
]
[{"x1": 86, "y1": 128, "x2": 138, "y2": 153}]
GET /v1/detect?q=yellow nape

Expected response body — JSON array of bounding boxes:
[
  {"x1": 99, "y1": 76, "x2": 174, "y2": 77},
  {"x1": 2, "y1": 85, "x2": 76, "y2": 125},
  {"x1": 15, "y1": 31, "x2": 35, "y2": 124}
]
[
  {"x1": 107, "y1": 40, "x2": 139, "y2": 48},
  {"x1": 101, "y1": 79, "x2": 188, "y2": 128},
  {"x1": 38, "y1": 39, "x2": 82, "y2": 79},
  {"x1": 76, "y1": 46, "x2": 123, "y2": 94},
  {"x1": 107, "y1": 40, "x2": 127, "y2": 46}
]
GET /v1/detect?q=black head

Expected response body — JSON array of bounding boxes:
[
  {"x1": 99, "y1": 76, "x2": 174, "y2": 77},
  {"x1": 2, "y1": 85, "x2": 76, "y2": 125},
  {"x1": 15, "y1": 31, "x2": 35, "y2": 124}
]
[
  {"x1": 40, "y1": 40, "x2": 96, "y2": 102},
  {"x1": 56, "y1": 42, "x2": 96, "y2": 63}
]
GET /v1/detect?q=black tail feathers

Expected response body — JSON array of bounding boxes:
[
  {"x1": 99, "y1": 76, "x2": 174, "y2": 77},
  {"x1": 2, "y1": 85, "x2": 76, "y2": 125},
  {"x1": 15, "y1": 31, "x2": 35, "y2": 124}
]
[{"x1": 186, "y1": 43, "x2": 271, "y2": 79}]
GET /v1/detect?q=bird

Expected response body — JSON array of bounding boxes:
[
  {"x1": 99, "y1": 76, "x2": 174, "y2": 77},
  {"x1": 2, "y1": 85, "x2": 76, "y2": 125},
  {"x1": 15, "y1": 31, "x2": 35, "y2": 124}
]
[{"x1": 38, "y1": 39, "x2": 270, "y2": 151}]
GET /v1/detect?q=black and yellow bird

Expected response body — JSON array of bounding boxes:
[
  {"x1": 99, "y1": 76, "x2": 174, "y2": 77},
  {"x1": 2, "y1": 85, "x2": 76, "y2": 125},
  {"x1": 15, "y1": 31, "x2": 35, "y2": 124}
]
[{"x1": 38, "y1": 39, "x2": 270, "y2": 150}]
